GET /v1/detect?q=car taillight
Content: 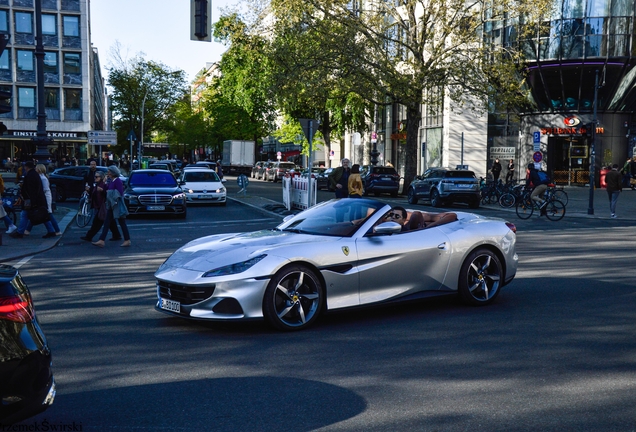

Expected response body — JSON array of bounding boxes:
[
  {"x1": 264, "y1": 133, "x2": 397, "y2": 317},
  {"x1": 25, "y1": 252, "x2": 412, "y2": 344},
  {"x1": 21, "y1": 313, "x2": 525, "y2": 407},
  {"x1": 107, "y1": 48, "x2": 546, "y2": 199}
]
[
  {"x1": 0, "y1": 294, "x2": 35, "y2": 323},
  {"x1": 505, "y1": 222, "x2": 517, "y2": 234}
]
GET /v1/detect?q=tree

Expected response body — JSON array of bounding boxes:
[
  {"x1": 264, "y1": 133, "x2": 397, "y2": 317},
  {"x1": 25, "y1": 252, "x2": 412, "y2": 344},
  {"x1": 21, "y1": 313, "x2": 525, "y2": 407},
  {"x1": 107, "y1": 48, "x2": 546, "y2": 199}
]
[
  {"x1": 268, "y1": 0, "x2": 551, "y2": 190},
  {"x1": 107, "y1": 52, "x2": 188, "y2": 157}
]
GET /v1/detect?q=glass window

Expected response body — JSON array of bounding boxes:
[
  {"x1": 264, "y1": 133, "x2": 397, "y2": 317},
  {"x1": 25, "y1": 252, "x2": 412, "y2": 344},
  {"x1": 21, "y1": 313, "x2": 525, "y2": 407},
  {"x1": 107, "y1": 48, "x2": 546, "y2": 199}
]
[
  {"x1": 17, "y1": 51, "x2": 34, "y2": 71},
  {"x1": 611, "y1": 0, "x2": 633, "y2": 16},
  {"x1": 15, "y1": 12, "x2": 33, "y2": 34},
  {"x1": 63, "y1": 52, "x2": 80, "y2": 73},
  {"x1": 63, "y1": 15, "x2": 79, "y2": 37},
  {"x1": 64, "y1": 88, "x2": 81, "y2": 109},
  {"x1": 0, "y1": 50, "x2": 8, "y2": 70},
  {"x1": 586, "y1": 0, "x2": 609, "y2": 17},
  {"x1": 0, "y1": 10, "x2": 8, "y2": 32},
  {"x1": 18, "y1": 87, "x2": 35, "y2": 108},
  {"x1": 45, "y1": 88, "x2": 58, "y2": 108},
  {"x1": 44, "y1": 52, "x2": 58, "y2": 73},
  {"x1": 42, "y1": 14, "x2": 56, "y2": 35}
]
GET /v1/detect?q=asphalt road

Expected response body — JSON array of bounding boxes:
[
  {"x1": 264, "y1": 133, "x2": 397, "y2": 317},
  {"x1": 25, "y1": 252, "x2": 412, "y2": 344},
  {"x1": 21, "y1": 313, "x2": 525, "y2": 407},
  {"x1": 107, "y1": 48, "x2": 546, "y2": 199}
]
[{"x1": 6, "y1": 185, "x2": 636, "y2": 431}]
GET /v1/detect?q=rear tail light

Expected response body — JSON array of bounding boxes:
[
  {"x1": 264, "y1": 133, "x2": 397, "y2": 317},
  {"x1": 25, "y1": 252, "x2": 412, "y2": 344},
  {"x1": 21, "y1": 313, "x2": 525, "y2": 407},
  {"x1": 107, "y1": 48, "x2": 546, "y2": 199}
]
[
  {"x1": 505, "y1": 222, "x2": 517, "y2": 234},
  {"x1": 0, "y1": 294, "x2": 35, "y2": 323}
]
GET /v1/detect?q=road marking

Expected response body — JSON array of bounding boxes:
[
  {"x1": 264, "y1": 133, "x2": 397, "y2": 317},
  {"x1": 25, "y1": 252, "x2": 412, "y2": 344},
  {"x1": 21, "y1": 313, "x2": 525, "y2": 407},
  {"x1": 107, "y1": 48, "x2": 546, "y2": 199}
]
[{"x1": 13, "y1": 256, "x2": 34, "y2": 269}]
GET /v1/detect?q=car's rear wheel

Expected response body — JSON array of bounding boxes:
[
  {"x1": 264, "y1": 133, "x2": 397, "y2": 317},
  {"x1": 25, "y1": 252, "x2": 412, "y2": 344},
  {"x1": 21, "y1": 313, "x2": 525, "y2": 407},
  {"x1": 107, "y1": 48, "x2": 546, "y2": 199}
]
[
  {"x1": 430, "y1": 189, "x2": 442, "y2": 207},
  {"x1": 407, "y1": 187, "x2": 418, "y2": 204},
  {"x1": 458, "y1": 248, "x2": 503, "y2": 306},
  {"x1": 263, "y1": 265, "x2": 324, "y2": 331}
]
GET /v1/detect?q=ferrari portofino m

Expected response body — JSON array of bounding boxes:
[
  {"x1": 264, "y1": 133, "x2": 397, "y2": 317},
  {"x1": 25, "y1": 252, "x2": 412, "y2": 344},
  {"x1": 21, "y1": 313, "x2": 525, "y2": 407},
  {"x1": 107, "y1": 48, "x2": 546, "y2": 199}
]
[{"x1": 155, "y1": 199, "x2": 518, "y2": 331}]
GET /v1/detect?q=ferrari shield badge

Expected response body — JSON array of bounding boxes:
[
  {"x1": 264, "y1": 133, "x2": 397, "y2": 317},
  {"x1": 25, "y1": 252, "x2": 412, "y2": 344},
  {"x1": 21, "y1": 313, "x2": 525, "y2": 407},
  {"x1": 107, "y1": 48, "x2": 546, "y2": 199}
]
[{"x1": 342, "y1": 246, "x2": 350, "y2": 256}]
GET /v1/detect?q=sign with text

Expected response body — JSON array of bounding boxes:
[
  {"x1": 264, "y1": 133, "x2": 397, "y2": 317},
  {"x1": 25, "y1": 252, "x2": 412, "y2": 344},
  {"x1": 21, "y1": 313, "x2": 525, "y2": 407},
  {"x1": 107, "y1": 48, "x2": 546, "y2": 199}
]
[{"x1": 88, "y1": 130, "x2": 117, "y2": 145}]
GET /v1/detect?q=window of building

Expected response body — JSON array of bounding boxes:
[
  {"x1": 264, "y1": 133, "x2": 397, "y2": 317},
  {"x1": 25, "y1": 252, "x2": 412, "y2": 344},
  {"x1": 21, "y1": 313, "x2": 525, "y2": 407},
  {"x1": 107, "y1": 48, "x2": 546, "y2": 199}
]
[
  {"x1": 15, "y1": 12, "x2": 33, "y2": 34},
  {"x1": 44, "y1": 52, "x2": 58, "y2": 73},
  {"x1": 0, "y1": 10, "x2": 8, "y2": 32},
  {"x1": 63, "y1": 15, "x2": 79, "y2": 37},
  {"x1": 0, "y1": 50, "x2": 8, "y2": 70},
  {"x1": 17, "y1": 50, "x2": 34, "y2": 71},
  {"x1": 45, "y1": 87, "x2": 60, "y2": 120},
  {"x1": 63, "y1": 52, "x2": 80, "y2": 74},
  {"x1": 18, "y1": 87, "x2": 35, "y2": 107},
  {"x1": 42, "y1": 14, "x2": 57, "y2": 35},
  {"x1": 64, "y1": 88, "x2": 82, "y2": 120}
]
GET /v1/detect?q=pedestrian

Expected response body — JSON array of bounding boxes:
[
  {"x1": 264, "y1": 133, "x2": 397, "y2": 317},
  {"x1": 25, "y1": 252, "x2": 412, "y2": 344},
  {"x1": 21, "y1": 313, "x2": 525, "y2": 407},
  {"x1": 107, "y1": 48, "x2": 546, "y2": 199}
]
[
  {"x1": 348, "y1": 164, "x2": 364, "y2": 198},
  {"x1": 80, "y1": 170, "x2": 122, "y2": 242},
  {"x1": 505, "y1": 159, "x2": 515, "y2": 183},
  {"x1": 9, "y1": 161, "x2": 55, "y2": 239},
  {"x1": 605, "y1": 163, "x2": 622, "y2": 218},
  {"x1": 629, "y1": 156, "x2": 636, "y2": 190},
  {"x1": 215, "y1": 159, "x2": 224, "y2": 180},
  {"x1": 328, "y1": 158, "x2": 351, "y2": 198},
  {"x1": 386, "y1": 160, "x2": 394, "y2": 168},
  {"x1": 491, "y1": 158, "x2": 502, "y2": 183},
  {"x1": 23, "y1": 164, "x2": 61, "y2": 237},
  {"x1": 621, "y1": 158, "x2": 631, "y2": 188},
  {"x1": 92, "y1": 165, "x2": 131, "y2": 247}
]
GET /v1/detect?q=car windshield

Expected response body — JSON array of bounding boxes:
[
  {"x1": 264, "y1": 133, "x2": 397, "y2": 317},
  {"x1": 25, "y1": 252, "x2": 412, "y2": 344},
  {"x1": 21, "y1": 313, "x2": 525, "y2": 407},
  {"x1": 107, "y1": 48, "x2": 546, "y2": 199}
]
[
  {"x1": 184, "y1": 171, "x2": 220, "y2": 182},
  {"x1": 129, "y1": 172, "x2": 177, "y2": 187},
  {"x1": 445, "y1": 171, "x2": 476, "y2": 178},
  {"x1": 277, "y1": 199, "x2": 387, "y2": 237},
  {"x1": 278, "y1": 163, "x2": 295, "y2": 169}
]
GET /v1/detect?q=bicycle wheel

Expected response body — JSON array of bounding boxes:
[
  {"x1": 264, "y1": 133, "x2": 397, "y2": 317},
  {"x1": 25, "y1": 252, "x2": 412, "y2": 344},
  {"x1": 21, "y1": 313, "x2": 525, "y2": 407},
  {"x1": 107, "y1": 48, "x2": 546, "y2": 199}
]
[
  {"x1": 515, "y1": 195, "x2": 534, "y2": 219},
  {"x1": 553, "y1": 189, "x2": 568, "y2": 206},
  {"x1": 76, "y1": 199, "x2": 92, "y2": 227},
  {"x1": 499, "y1": 192, "x2": 515, "y2": 208},
  {"x1": 544, "y1": 199, "x2": 566, "y2": 221}
]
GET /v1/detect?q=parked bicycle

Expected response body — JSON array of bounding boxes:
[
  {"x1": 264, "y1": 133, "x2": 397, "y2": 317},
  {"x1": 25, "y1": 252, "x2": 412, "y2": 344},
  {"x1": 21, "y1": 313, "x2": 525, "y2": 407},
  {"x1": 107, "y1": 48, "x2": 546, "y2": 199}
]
[
  {"x1": 515, "y1": 185, "x2": 566, "y2": 221},
  {"x1": 498, "y1": 182, "x2": 523, "y2": 208},
  {"x1": 76, "y1": 190, "x2": 92, "y2": 227}
]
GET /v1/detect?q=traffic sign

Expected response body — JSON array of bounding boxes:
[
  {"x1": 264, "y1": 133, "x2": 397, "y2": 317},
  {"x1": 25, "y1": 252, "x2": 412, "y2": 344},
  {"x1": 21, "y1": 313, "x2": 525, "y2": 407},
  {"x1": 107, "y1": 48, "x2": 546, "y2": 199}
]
[
  {"x1": 533, "y1": 151, "x2": 543, "y2": 162},
  {"x1": 533, "y1": 131, "x2": 541, "y2": 152},
  {"x1": 88, "y1": 130, "x2": 117, "y2": 145}
]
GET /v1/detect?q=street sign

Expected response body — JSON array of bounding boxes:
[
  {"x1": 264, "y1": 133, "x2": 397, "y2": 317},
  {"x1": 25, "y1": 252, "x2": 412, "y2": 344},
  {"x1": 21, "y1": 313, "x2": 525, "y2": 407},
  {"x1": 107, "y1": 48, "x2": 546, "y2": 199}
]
[
  {"x1": 533, "y1": 131, "x2": 541, "y2": 152},
  {"x1": 371, "y1": 132, "x2": 377, "y2": 144},
  {"x1": 88, "y1": 130, "x2": 117, "y2": 145},
  {"x1": 533, "y1": 151, "x2": 543, "y2": 162},
  {"x1": 299, "y1": 118, "x2": 319, "y2": 142}
]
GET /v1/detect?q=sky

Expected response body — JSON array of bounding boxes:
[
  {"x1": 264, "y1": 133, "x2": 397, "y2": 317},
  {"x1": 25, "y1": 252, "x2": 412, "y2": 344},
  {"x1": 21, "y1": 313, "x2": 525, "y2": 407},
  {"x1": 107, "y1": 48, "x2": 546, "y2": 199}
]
[{"x1": 89, "y1": 0, "x2": 233, "y2": 83}]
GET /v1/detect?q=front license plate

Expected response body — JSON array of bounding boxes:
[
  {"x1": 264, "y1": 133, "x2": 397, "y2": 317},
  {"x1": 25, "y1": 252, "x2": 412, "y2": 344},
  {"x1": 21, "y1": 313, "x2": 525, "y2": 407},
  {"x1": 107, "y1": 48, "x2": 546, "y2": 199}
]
[
  {"x1": 197, "y1": 195, "x2": 212, "y2": 199},
  {"x1": 147, "y1": 205, "x2": 165, "y2": 211},
  {"x1": 160, "y1": 298, "x2": 180, "y2": 313}
]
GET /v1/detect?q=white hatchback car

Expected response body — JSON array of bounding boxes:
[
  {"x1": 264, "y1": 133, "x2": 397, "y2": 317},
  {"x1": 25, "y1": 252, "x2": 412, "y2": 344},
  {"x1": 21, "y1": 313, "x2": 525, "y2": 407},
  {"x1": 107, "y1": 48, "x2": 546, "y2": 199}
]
[{"x1": 178, "y1": 168, "x2": 226, "y2": 205}]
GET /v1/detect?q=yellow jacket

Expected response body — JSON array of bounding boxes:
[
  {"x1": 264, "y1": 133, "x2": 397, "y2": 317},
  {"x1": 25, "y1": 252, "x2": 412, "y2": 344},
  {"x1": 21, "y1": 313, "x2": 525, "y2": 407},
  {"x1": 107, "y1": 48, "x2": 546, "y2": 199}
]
[{"x1": 348, "y1": 173, "x2": 364, "y2": 196}]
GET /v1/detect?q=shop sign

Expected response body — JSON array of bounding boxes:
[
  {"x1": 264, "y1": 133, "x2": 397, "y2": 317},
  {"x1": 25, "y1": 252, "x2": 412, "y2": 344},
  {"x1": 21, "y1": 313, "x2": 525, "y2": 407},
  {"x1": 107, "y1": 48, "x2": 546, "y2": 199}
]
[
  {"x1": 541, "y1": 126, "x2": 604, "y2": 135},
  {"x1": 6, "y1": 130, "x2": 86, "y2": 139},
  {"x1": 490, "y1": 147, "x2": 515, "y2": 157}
]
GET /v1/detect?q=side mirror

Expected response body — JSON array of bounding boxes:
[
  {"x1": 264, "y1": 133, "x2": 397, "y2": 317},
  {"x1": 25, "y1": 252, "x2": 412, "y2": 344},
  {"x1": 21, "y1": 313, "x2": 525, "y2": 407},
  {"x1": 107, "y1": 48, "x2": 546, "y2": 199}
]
[
  {"x1": 373, "y1": 221, "x2": 402, "y2": 235},
  {"x1": 221, "y1": 178, "x2": 226, "y2": 183}
]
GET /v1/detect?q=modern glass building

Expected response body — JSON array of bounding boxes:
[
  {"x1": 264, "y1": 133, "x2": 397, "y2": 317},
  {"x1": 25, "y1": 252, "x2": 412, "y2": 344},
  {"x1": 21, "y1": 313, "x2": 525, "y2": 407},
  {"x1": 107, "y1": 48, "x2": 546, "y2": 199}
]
[
  {"x1": 0, "y1": 0, "x2": 106, "y2": 166},
  {"x1": 487, "y1": 0, "x2": 636, "y2": 185}
]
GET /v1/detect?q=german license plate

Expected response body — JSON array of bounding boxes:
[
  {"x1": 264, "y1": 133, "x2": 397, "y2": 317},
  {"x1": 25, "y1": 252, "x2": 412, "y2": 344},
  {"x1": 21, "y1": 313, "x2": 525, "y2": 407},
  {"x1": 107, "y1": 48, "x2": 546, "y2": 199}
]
[
  {"x1": 382, "y1": 177, "x2": 390, "y2": 181},
  {"x1": 147, "y1": 205, "x2": 165, "y2": 211},
  {"x1": 456, "y1": 184, "x2": 472, "y2": 188},
  {"x1": 160, "y1": 298, "x2": 180, "y2": 313},
  {"x1": 197, "y1": 195, "x2": 212, "y2": 199}
]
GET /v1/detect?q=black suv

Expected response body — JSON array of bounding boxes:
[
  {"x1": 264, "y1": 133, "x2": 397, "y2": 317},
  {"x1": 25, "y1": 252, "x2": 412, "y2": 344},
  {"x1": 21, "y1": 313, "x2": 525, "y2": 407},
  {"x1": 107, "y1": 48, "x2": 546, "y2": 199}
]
[
  {"x1": 407, "y1": 167, "x2": 480, "y2": 208},
  {"x1": 49, "y1": 165, "x2": 109, "y2": 202},
  {"x1": 360, "y1": 165, "x2": 400, "y2": 197},
  {"x1": 124, "y1": 169, "x2": 187, "y2": 218}
]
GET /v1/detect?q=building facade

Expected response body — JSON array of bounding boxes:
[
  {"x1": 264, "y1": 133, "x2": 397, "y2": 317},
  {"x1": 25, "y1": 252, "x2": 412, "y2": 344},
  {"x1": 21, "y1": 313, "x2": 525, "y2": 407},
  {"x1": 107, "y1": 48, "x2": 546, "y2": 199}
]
[{"x1": 0, "y1": 0, "x2": 105, "y2": 166}]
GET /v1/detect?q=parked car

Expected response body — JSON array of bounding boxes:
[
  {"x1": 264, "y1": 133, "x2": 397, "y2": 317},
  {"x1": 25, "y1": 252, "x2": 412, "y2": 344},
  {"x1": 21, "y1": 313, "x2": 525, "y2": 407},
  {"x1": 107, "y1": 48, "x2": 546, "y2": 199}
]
[
  {"x1": 267, "y1": 161, "x2": 297, "y2": 182},
  {"x1": 49, "y1": 165, "x2": 109, "y2": 202},
  {"x1": 360, "y1": 165, "x2": 400, "y2": 197},
  {"x1": 155, "y1": 198, "x2": 517, "y2": 331},
  {"x1": 178, "y1": 168, "x2": 226, "y2": 206},
  {"x1": 251, "y1": 162, "x2": 266, "y2": 178},
  {"x1": 0, "y1": 264, "x2": 55, "y2": 425},
  {"x1": 123, "y1": 169, "x2": 187, "y2": 218},
  {"x1": 149, "y1": 161, "x2": 180, "y2": 177},
  {"x1": 302, "y1": 167, "x2": 329, "y2": 190},
  {"x1": 407, "y1": 167, "x2": 480, "y2": 208}
]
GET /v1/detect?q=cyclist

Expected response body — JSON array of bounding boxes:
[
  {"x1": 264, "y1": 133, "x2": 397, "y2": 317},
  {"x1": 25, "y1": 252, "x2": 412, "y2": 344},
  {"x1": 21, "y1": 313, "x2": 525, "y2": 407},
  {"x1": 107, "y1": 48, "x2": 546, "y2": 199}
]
[{"x1": 526, "y1": 163, "x2": 550, "y2": 215}]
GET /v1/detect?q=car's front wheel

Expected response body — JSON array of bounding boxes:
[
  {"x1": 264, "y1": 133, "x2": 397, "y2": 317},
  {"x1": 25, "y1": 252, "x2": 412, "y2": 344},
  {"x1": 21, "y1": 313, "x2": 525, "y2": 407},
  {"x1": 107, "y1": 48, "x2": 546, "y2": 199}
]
[
  {"x1": 430, "y1": 189, "x2": 442, "y2": 207},
  {"x1": 263, "y1": 265, "x2": 324, "y2": 331},
  {"x1": 458, "y1": 248, "x2": 503, "y2": 306},
  {"x1": 407, "y1": 187, "x2": 418, "y2": 204}
]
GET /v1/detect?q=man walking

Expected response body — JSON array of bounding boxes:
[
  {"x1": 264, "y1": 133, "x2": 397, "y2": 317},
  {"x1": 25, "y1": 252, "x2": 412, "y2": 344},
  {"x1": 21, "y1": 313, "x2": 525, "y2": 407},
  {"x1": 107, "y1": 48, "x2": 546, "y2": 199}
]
[
  {"x1": 605, "y1": 163, "x2": 622, "y2": 218},
  {"x1": 328, "y1": 158, "x2": 351, "y2": 198}
]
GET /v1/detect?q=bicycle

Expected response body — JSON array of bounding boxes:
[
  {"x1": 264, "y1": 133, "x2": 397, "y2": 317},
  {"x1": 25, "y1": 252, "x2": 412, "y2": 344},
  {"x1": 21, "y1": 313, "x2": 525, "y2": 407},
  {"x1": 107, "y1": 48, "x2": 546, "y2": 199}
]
[
  {"x1": 76, "y1": 191, "x2": 92, "y2": 227},
  {"x1": 515, "y1": 186, "x2": 566, "y2": 221},
  {"x1": 547, "y1": 184, "x2": 568, "y2": 206}
]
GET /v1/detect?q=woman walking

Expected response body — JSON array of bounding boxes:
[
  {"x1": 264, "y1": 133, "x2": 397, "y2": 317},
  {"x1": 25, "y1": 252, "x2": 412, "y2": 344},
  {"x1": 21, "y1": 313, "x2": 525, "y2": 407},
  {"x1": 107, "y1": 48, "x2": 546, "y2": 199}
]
[
  {"x1": 80, "y1": 170, "x2": 121, "y2": 242},
  {"x1": 92, "y1": 165, "x2": 131, "y2": 247},
  {"x1": 24, "y1": 164, "x2": 60, "y2": 237}
]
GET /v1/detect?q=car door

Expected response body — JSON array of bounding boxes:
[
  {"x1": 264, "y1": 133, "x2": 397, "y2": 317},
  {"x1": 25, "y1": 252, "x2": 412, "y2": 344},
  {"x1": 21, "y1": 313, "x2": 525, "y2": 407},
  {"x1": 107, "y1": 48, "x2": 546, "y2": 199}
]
[
  {"x1": 355, "y1": 227, "x2": 452, "y2": 305},
  {"x1": 416, "y1": 169, "x2": 436, "y2": 197}
]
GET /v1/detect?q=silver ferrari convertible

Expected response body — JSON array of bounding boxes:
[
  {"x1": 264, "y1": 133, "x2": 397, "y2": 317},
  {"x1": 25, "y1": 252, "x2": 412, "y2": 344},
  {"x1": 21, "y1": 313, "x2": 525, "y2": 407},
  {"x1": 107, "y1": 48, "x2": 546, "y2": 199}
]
[{"x1": 155, "y1": 198, "x2": 518, "y2": 331}]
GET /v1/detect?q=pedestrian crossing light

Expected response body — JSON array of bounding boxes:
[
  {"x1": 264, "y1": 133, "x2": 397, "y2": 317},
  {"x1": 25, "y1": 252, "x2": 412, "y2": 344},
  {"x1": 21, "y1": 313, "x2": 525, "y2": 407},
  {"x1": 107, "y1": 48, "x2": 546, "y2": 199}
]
[{"x1": 190, "y1": 0, "x2": 212, "y2": 42}]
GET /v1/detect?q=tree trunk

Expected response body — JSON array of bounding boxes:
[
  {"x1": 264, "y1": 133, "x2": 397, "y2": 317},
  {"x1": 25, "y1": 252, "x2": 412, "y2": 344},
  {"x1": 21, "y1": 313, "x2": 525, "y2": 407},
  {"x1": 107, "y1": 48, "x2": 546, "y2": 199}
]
[{"x1": 403, "y1": 103, "x2": 421, "y2": 194}]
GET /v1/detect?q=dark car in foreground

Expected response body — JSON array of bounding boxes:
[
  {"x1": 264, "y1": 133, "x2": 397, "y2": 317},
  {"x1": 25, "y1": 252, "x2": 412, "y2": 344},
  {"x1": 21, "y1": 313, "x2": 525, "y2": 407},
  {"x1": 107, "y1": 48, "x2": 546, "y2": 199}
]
[
  {"x1": 360, "y1": 165, "x2": 400, "y2": 197},
  {"x1": 407, "y1": 167, "x2": 480, "y2": 208},
  {"x1": 49, "y1": 165, "x2": 109, "y2": 202},
  {"x1": 0, "y1": 265, "x2": 55, "y2": 425},
  {"x1": 123, "y1": 169, "x2": 187, "y2": 218}
]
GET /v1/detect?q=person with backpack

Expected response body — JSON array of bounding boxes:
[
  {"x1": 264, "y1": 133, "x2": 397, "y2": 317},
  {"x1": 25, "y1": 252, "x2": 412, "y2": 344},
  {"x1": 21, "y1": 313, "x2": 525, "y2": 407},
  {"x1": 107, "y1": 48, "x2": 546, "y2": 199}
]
[{"x1": 526, "y1": 163, "x2": 550, "y2": 215}]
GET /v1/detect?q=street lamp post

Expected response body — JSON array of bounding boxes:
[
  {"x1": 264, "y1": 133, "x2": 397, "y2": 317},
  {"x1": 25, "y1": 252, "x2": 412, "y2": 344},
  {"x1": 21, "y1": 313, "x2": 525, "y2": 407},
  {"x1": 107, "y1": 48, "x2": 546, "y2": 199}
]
[
  {"x1": 139, "y1": 90, "x2": 148, "y2": 164},
  {"x1": 588, "y1": 70, "x2": 600, "y2": 215},
  {"x1": 32, "y1": 0, "x2": 52, "y2": 164}
]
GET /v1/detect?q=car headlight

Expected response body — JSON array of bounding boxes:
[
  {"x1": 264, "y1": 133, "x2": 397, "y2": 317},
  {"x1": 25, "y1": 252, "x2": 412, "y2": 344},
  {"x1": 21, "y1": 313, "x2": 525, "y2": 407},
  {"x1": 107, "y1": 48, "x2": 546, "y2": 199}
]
[
  {"x1": 217, "y1": 187, "x2": 226, "y2": 193},
  {"x1": 203, "y1": 254, "x2": 267, "y2": 277},
  {"x1": 172, "y1": 192, "x2": 186, "y2": 203},
  {"x1": 124, "y1": 194, "x2": 139, "y2": 204}
]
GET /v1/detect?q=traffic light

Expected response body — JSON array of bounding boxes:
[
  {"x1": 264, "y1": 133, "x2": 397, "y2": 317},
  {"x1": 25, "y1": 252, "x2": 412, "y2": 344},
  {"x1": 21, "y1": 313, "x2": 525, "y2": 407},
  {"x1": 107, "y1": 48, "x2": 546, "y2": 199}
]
[
  {"x1": 0, "y1": 88, "x2": 10, "y2": 115},
  {"x1": 190, "y1": 0, "x2": 212, "y2": 42}
]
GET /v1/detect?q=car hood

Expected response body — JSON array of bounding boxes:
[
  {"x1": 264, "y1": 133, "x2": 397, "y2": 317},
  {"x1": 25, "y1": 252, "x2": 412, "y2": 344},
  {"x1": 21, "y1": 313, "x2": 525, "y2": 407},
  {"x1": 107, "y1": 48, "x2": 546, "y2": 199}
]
[
  {"x1": 183, "y1": 181, "x2": 223, "y2": 190},
  {"x1": 126, "y1": 186, "x2": 181, "y2": 194},
  {"x1": 156, "y1": 230, "x2": 334, "y2": 275}
]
